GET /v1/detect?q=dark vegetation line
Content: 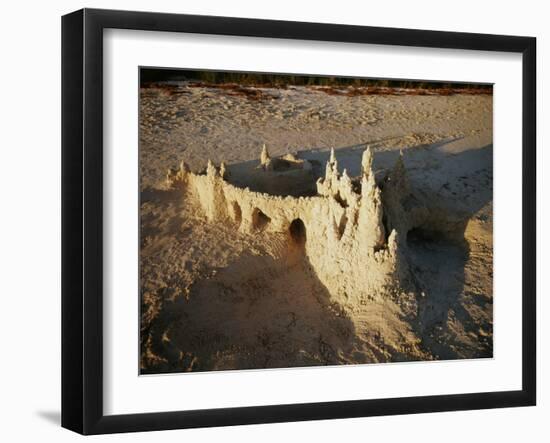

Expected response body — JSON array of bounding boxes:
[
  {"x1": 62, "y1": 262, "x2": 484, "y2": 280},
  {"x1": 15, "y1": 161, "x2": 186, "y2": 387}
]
[{"x1": 140, "y1": 68, "x2": 493, "y2": 92}]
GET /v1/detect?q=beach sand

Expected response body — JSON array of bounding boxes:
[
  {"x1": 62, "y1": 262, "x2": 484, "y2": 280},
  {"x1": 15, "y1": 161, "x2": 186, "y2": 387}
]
[{"x1": 139, "y1": 84, "x2": 493, "y2": 373}]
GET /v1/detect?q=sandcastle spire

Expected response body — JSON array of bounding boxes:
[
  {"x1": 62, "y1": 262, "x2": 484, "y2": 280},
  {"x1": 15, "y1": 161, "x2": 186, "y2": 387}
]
[
  {"x1": 385, "y1": 149, "x2": 409, "y2": 198},
  {"x1": 260, "y1": 144, "x2": 270, "y2": 165},
  {"x1": 219, "y1": 161, "x2": 227, "y2": 179},
  {"x1": 178, "y1": 160, "x2": 189, "y2": 178},
  {"x1": 362, "y1": 145, "x2": 373, "y2": 177},
  {"x1": 206, "y1": 159, "x2": 217, "y2": 177},
  {"x1": 341, "y1": 169, "x2": 353, "y2": 197},
  {"x1": 324, "y1": 147, "x2": 339, "y2": 185},
  {"x1": 341, "y1": 168, "x2": 350, "y2": 183},
  {"x1": 361, "y1": 166, "x2": 377, "y2": 198},
  {"x1": 329, "y1": 147, "x2": 336, "y2": 164},
  {"x1": 396, "y1": 149, "x2": 405, "y2": 169},
  {"x1": 392, "y1": 150, "x2": 406, "y2": 183}
]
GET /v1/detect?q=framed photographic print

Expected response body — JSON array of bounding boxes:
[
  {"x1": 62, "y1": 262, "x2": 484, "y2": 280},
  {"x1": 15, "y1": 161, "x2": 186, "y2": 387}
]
[{"x1": 61, "y1": 8, "x2": 536, "y2": 434}]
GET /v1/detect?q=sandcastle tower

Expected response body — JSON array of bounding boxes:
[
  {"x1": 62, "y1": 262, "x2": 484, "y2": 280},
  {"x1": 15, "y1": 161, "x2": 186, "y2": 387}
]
[{"x1": 357, "y1": 146, "x2": 385, "y2": 249}]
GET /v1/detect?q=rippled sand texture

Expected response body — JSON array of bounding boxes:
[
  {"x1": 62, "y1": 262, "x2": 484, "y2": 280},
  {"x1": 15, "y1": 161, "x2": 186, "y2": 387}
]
[{"x1": 140, "y1": 84, "x2": 492, "y2": 373}]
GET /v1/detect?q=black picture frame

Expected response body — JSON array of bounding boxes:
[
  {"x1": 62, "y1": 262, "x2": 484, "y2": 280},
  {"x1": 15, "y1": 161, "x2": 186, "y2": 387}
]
[{"x1": 62, "y1": 8, "x2": 536, "y2": 435}]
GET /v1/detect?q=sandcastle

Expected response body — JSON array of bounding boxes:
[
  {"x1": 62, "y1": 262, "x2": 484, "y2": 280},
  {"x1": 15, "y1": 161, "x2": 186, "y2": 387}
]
[{"x1": 166, "y1": 146, "x2": 417, "y2": 304}]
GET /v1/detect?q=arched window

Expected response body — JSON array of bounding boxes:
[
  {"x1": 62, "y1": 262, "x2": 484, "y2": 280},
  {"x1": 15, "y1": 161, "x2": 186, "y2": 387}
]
[{"x1": 252, "y1": 208, "x2": 271, "y2": 231}]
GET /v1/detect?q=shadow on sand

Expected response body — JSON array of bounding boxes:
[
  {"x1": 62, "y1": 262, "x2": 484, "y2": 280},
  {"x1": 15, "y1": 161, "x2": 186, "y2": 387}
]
[{"x1": 141, "y1": 243, "x2": 359, "y2": 374}]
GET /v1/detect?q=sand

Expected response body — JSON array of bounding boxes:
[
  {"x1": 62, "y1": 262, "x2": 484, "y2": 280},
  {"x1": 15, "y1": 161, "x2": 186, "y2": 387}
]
[{"x1": 139, "y1": 83, "x2": 493, "y2": 373}]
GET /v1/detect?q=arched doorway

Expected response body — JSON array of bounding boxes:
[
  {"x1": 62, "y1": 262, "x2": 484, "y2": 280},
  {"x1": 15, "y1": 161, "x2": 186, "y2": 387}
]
[
  {"x1": 231, "y1": 201, "x2": 242, "y2": 226},
  {"x1": 289, "y1": 218, "x2": 306, "y2": 247}
]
